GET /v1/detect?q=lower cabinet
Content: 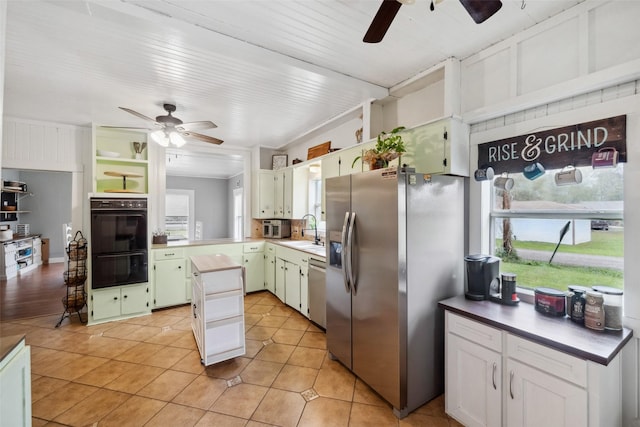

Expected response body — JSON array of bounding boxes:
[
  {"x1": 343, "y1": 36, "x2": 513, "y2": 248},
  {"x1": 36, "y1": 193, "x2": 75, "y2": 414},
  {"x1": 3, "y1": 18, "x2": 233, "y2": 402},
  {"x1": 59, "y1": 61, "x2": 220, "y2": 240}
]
[
  {"x1": 0, "y1": 337, "x2": 31, "y2": 427},
  {"x1": 445, "y1": 311, "x2": 621, "y2": 427},
  {"x1": 191, "y1": 255, "x2": 245, "y2": 366},
  {"x1": 275, "y1": 246, "x2": 309, "y2": 316},
  {"x1": 91, "y1": 283, "x2": 149, "y2": 322},
  {"x1": 264, "y1": 244, "x2": 276, "y2": 294},
  {"x1": 243, "y1": 242, "x2": 265, "y2": 292},
  {"x1": 153, "y1": 248, "x2": 188, "y2": 308}
]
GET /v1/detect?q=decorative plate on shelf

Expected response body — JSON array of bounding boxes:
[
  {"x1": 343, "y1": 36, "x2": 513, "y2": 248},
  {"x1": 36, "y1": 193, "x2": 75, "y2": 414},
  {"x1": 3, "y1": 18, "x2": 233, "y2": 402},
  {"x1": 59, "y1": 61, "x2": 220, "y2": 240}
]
[{"x1": 97, "y1": 149, "x2": 121, "y2": 158}]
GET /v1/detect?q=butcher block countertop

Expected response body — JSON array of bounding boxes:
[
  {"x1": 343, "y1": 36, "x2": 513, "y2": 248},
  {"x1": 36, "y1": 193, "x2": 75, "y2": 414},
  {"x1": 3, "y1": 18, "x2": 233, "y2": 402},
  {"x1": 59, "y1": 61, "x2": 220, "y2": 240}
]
[
  {"x1": 439, "y1": 295, "x2": 633, "y2": 366},
  {"x1": 190, "y1": 253, "x2": 242, "y2": 273},
  {"x1": 0, "y1": 335, "x2": 25, "y2": 366}
]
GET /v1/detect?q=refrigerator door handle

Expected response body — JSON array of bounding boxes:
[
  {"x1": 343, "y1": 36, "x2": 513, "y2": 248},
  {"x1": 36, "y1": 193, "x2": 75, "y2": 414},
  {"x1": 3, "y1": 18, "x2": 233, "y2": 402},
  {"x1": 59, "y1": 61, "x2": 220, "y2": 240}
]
[
  {"x1": 341, "y1": 211, "x2": 351, "y2": 292},
  {"x1": 347, "y1": 212, "x2": 357, "y2": 295}
]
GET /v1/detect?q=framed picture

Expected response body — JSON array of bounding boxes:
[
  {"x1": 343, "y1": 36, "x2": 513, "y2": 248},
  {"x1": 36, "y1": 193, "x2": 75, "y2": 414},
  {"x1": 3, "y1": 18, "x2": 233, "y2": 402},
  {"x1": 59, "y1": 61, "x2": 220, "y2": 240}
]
[{"x1": 272, "y1": 154, "x2": 288, "y2": 170}]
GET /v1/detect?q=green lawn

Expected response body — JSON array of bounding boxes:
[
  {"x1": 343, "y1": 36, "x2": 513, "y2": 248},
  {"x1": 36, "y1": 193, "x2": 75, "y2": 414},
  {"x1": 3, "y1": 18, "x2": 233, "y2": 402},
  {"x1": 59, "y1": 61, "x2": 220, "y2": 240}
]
[
  {"x1": 500, "y1": 260, "x2": 623, "y2": 292},
  {"x1": 496, "y1": 229, "x2": 623, "y2": 292},
  {"x1": 498, "y1": 229, "x2": 623, "y2": 258}
]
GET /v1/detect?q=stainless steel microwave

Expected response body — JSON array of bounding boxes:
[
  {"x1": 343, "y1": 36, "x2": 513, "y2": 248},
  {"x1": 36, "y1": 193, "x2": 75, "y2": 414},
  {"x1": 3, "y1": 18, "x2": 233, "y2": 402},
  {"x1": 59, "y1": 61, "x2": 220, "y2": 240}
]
[{"x1": 263, "y1": 219, "x2": 291, "y2": 239}]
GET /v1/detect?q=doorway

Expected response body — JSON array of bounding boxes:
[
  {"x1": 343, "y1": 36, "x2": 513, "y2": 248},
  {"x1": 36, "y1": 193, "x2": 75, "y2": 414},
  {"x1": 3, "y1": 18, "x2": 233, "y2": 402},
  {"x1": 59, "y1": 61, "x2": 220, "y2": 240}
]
[{"x1": 0, "y1": 169, "x2": 72, "y2": 321}]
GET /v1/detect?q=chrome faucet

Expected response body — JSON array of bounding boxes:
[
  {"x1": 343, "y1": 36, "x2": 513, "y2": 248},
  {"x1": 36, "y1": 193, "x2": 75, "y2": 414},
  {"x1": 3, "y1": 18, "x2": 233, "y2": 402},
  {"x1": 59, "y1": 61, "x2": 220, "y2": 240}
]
[{"x1": 300, "y1": 214, "x2": 321, "y2": 245}]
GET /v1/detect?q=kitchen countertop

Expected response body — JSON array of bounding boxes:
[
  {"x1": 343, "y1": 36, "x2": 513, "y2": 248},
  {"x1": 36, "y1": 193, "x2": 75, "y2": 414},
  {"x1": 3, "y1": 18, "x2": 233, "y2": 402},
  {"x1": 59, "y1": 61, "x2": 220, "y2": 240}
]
[
  {"x1": 0, "y1": 233, "x2": 42, "y2": 244},
  {"x1": 152, "y1": 237, "x2": 326, "y2": 259},
  {"x1": 191, "y1": 253, "x2": 242, "y2": 273},
  {"x1": 439, "y1": 295, "x2": 633, "y2": 366},
  {"x1": 151, "y1": 237, "x2": 262, "y2": 249},
  {"x1": 0, "y1": 335, "x2": 26, "y2": 364}
]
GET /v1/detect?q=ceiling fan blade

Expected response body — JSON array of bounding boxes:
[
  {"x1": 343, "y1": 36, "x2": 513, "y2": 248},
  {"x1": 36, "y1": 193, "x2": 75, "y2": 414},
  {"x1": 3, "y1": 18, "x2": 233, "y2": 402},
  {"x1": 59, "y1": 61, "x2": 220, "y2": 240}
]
[
  {"x1": 459, "y1": 0, "x2": 502, "y2": 24},
  {"x1": 181, "y1": 130, "x2": 224, "y2": 145},
  {"x1": 176, "y1": 120, "x2": 218, "y2": 132},
  {"x1": 99, "y1": 125, "x2": 154, "y2": 131},
  {"x1": 363, "y1": 0, "x2": 402, "y2": 43},
  {"x1": 118, "y1": 107, "x2": 157, "y2": 123}
]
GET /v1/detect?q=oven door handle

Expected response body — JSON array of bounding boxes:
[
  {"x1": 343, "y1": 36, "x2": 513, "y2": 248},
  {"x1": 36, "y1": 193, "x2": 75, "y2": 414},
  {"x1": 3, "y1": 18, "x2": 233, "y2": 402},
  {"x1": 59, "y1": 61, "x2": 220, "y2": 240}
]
[{"x1": 94, "y1": 251, "x2": 147, "y2": 258}]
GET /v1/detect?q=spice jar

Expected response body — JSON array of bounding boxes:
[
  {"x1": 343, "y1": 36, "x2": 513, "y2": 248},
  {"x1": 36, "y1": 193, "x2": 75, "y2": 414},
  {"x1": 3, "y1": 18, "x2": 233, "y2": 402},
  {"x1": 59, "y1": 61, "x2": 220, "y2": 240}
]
[
  {"x1": 584, "y1": 291, "x2": 605, "y2": 331},
  {"x1": 592, "y1": 286, "x2": 623, "y2": 331}
]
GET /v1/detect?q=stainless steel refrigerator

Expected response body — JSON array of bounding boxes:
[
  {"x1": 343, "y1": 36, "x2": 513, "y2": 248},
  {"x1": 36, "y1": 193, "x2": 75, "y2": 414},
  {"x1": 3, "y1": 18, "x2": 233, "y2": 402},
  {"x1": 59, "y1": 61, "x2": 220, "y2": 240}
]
[{"x1": 325, "y1": 167, "x2": 465, "y2": 418}]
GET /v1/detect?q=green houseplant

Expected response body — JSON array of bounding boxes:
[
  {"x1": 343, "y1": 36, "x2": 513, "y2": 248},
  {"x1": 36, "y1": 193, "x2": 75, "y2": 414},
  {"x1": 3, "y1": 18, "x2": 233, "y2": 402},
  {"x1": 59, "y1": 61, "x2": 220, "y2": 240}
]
[{"x1": 352, "y1": 126, "x2": 406, "y2": 170}]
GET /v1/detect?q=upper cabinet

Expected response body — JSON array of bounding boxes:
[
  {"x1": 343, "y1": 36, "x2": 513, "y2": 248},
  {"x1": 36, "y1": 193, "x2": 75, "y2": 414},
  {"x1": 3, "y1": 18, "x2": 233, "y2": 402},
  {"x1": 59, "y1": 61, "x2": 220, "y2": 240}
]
[
  {"x1": 92, "y1": 126, "x2": 150, "y2": 194},
  {"x1": 253, "y1": 167, "x2": 308, "y2": 219},
  {"x1": 399, "y1": 117, "x2": 469, "y2": 177}
]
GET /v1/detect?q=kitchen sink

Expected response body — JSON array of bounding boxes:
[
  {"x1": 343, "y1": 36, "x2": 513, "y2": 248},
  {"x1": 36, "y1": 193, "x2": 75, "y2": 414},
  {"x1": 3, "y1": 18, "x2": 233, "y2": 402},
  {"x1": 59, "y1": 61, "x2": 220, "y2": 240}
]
[{"x1": 279, "y1": 240, "x2": 326, "y2": 255}]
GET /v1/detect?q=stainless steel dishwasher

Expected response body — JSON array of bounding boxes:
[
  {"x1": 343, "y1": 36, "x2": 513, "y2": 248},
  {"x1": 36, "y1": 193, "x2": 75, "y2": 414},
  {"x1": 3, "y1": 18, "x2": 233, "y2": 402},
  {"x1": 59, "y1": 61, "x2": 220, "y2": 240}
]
[{"x1": 308, "y1": 257, "x2": 326, "y2": 329}]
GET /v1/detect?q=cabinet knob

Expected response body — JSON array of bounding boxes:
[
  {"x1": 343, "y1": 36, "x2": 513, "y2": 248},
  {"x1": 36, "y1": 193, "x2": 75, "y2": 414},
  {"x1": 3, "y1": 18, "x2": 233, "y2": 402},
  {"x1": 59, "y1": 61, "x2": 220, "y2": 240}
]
[
  {"x1": 113, "y1": 296, "x2": 118, "y2": 300},
  {"x1": 123, "y1": 294, "x2": 128, "y2": 299},
  {"x1": 178, "y1": 266, "x2": 182, "y2": 269}
]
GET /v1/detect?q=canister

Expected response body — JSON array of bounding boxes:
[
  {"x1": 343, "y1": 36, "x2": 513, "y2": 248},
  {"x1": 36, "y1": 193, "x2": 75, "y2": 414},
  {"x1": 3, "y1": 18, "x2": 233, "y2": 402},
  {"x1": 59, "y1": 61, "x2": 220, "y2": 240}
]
[
  {"x1": 592, "y1": 286, "x2": 623, "y2": 331},
  {"x1": 568, "y1": 288, "x2": 586, "y2": 324},
  {"x1": 534, "y1": 287, "x2": 566, "y2": 317},
  {"x1": 584, "y1": 291, "x2": 605, "y2": 331}
]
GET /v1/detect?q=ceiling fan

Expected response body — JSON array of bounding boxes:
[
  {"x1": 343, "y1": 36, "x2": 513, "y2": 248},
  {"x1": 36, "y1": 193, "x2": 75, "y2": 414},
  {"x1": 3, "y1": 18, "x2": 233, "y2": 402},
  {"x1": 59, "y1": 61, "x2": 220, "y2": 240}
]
[
  {"x1": 363, "y1": 0, "x2": 503, "y2": 43},
  {"x1": 107, "y1": 103, "x2": 224, "y2": 147}
]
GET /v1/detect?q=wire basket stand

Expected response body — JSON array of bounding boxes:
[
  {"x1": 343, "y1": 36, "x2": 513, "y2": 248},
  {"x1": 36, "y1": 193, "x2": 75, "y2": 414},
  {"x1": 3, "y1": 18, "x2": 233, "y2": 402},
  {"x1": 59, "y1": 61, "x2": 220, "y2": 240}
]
[{"x1": 56, "y1": 230, "x2": 88, "y2": 327}]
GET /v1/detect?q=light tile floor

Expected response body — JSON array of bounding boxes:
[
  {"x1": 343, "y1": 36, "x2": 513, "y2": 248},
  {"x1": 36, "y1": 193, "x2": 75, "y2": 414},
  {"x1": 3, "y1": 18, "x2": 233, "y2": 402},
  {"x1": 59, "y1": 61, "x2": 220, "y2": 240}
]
[{"x1": 0, "y1": 291, "x2": 463, "y2": 426}]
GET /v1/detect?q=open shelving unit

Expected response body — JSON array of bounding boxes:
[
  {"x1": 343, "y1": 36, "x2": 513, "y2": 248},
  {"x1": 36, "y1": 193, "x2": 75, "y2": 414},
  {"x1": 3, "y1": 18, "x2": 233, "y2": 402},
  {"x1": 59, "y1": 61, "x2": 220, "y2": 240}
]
[{"x1": 93, "y1": 127, "x2": 149, "y2": 194}]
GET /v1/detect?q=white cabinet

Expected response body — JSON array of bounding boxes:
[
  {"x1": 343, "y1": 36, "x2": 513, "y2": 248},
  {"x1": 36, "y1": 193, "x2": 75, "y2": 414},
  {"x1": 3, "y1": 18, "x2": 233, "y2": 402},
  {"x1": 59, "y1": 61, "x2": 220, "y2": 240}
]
[
  {"x1": 446, "y1": 312, "x2": 502, "y2": 427},
  {"x1": 300, "y1": 262, "x2": 309, "y2": 318},
  {"x1": 284, "y1": 260, "x2": 301, "y2": 310},
  {"x1": 0, "y1": 236, "x2": 43, "y2": 280},
  {"x1": 275, "y1": 257, "x2": 286, "y2": 303},
  {"x1": 153, "y1": 248, "x2": 188, "y2": 308},
  {"x1": 243, "y1": 242, "x2": 265, "y2": 293},
  {"x1": 264, "y1": 243, "x2": 276, "y2": 294},
  {"x1": 91, "y1": 283, "x2": 149, "y2": 322},
  {"x1": 445, "y1": 311, "x2": 624, "y2": 427},
  {"x1": 191, "y1": 254, "x2": 245, "y2": 366},
  {"x1": 400, "y1": 117, "x2": 469, "y2": 176},
  {"x1": 274, "y1": 246, "x2": 309, "y2": 316},
  {"x1": 0, "y1": 336, "x2": 31, "y2": 427},
  {"x1": 252, "y1": 170, "x2": 276, "y2": 218}
]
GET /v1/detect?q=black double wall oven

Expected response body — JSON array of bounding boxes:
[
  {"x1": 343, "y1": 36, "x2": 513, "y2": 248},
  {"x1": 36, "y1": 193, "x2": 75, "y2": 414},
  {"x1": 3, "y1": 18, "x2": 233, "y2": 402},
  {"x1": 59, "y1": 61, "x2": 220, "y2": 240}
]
[{"x1": 90, "y1": 198, "x2": 148, "y2": 289}]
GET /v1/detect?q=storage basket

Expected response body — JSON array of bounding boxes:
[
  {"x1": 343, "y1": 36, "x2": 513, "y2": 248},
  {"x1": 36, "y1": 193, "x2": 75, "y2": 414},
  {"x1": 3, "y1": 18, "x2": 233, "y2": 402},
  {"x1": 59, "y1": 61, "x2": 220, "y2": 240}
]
[
  {"x1": 67, "y1": 231, "x2": 88, "y2": 260},
  {"x1": 63, "y1": 270, "x2": 87, "y2": 287}
]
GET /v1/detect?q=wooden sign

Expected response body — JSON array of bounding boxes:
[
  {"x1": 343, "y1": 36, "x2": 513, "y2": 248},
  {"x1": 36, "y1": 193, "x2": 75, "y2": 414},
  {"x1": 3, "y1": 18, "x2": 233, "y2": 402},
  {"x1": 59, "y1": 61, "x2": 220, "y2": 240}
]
[
  {"x1": 307, "y1": 141, "x2": 331, "y2": 160},
  {"x1": 477, "y1": 115, "x2": 626, "y2": 173}
]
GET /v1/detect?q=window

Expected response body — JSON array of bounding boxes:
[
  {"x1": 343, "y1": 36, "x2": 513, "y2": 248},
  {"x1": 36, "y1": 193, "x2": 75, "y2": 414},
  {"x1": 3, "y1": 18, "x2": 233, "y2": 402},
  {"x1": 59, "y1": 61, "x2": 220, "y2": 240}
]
[
  {"x1": 233, "y1": 188, "x2": 243, "y2": 239},
  {"x1": 165, "y1": 189, "x2": 194, "y2": 241},
  {"x1": 490, "y1": 164, "x2": 624, "y2": 292},
  {"x1": 308, "y1": 175, "x2": 326, "y2": 231}
]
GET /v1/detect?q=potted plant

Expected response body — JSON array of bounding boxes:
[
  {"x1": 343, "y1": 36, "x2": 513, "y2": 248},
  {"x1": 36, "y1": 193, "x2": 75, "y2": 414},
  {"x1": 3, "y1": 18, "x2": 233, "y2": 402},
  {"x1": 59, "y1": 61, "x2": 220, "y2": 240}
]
[{"x1": 352, "y1": 126, "x2": 406, "y2": 170}]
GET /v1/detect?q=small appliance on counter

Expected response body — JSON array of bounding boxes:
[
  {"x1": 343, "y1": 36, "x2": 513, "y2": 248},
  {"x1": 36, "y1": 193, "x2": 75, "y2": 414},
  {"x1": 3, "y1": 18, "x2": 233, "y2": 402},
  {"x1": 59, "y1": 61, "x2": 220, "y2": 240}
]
[
  {"x1": 464, "y1": 254, "x2": 500, "y2": 300},
  {"x1": 489, "y1": 272, "x2": 520, "y2": 305},
  {"x1": 0, "y1": 225, "x2": 12, "y2": 241},
  {"x1": 262, "y1": 219, "x2": 291, "y2": 238}
]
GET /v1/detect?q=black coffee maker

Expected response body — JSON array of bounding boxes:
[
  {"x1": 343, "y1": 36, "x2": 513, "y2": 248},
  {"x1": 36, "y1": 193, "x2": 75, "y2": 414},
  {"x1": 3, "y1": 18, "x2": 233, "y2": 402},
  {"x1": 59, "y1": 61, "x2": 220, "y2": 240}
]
[{"x1": 464, "y1": 254, "x2": 501, "y2": 300}]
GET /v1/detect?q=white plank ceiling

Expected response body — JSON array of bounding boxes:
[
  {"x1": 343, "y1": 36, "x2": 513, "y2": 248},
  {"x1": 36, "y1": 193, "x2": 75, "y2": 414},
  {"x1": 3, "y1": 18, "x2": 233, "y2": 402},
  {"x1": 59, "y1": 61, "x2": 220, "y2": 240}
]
[{"x1": 3, "y1": 0, "x2": 584, "y2": 178}]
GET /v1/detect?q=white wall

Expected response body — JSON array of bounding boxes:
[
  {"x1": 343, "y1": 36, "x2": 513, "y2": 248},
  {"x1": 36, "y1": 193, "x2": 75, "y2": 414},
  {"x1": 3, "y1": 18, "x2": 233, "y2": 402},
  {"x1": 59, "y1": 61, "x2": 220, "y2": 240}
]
[{"x1": 0, "y1": 0, "x2": 6, "y2": 170}]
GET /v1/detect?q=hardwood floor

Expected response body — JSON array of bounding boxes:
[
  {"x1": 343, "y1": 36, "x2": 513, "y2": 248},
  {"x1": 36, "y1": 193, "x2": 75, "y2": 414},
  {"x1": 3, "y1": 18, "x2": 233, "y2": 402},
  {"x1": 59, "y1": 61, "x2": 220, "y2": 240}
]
[{"x1": 0, "y1": 263, "x2": 68, "y2": 321}]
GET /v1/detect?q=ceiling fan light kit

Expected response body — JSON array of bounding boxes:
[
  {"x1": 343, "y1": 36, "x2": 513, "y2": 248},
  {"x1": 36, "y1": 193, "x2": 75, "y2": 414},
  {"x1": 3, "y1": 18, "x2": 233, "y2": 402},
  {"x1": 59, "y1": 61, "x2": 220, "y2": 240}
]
[{"x1": 364, "y1": 0, "x2": 503, "y2": 43}]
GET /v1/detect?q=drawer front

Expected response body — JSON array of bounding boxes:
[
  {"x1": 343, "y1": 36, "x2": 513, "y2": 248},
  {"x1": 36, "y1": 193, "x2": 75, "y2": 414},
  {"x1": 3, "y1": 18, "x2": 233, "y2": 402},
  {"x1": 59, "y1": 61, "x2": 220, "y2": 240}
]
[
  {"x1": 153, "y1": 248, "x2": 185, "y2": 260},
  {"x1": 265, "y1": 244, "x2": 276, "y2": 255},
  {"x1": 446, "y1": 311, "x2": 502, "y2": 353},
  {"x1": 243, "y1": 242, "x2": 265, "y2": 253},
  {"x1": 506, "y1": 334, "x2": 587, "y2": 387}
]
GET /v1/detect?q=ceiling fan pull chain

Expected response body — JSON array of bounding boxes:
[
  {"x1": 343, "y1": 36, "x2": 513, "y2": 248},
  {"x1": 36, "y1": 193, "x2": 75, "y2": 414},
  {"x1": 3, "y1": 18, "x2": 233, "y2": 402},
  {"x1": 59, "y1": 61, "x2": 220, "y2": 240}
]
[
  {"x1": 430, "y1": 0, "x2": 435, "y2": 12},
  {"x1": 521, "y1": 0, "x2": 526, "y2": 10}
]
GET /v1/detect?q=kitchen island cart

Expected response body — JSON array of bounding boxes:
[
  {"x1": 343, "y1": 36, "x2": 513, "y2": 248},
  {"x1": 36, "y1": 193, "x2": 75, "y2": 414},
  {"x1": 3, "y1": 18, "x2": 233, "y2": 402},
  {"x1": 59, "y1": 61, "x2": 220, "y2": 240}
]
[{"x1": 191, "y1": 254, "x2": 245, "y2": 366}]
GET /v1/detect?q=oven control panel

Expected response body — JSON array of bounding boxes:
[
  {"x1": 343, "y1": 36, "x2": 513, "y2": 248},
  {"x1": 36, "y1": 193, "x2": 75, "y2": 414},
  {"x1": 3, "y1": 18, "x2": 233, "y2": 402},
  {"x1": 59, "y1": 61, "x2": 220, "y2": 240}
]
[{"x1": 91, "y1": 198, "x2": 147, "y2": 210}]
